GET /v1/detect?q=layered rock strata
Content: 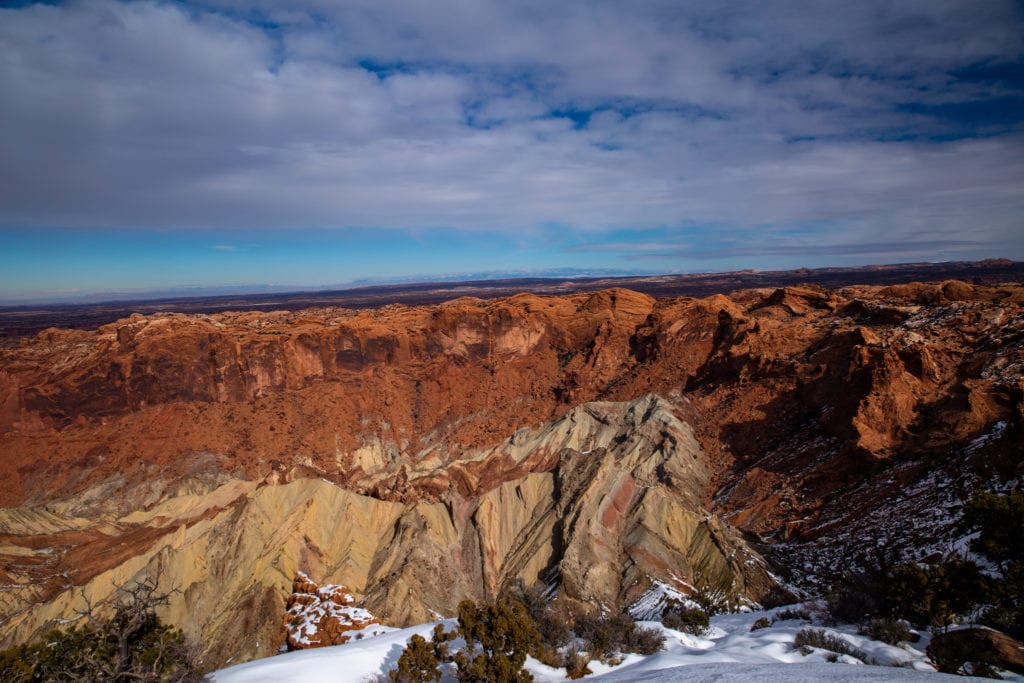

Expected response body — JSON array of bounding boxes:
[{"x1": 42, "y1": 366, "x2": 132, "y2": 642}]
[
  {"x1": 0, "y1": 391, "x2": 774, "y2": 666},
  {"x1": 1, "y1": 281, "x2": 1022, "y2": 666}
]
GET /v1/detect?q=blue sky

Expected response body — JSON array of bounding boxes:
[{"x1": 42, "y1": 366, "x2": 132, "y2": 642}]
[{"x1": 1, "y1": 1, "x2": 1022, "y2": 302}]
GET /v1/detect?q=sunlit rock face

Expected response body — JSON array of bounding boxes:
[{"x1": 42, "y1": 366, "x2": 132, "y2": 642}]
[{"x1": 1, "y1": 281, "x2": 1021, "y2": 667}]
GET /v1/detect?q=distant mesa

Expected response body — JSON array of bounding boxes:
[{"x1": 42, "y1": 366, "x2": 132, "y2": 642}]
[{"x1": 2, "y1": 259, "x2": 1021, "y2": 343}]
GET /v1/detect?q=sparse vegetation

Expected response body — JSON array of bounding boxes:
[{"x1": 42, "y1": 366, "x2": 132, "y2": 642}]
[
  {"x1": 689, "y1": 578, "x2": 742, "y2": 615},
  {"x1": 624, "y1": 623, "x2": 665, "y2": 656},
  {"x1": 826, "y1": 550, "x2": 985, "y2": 630},
  {"x1": 385, "y1": 502, "x2": 1024, "y2": 683},
  {"x1": 822, "y1": 488, "x2": 1024, "y2": 664},
  {"x1": 452, "y1": 599, "x2": 540, "y2": 683},
  {"x1": 388, "y1": 586, "x2": 666, "y2": 681},
  {"x1": 772, "y1": 607, "x2": 811, "y2": 623},
  {"x1": 508, "y1": 582, "x2": 572, "y2": 650},
  {"x1": 860, "y1": 618, "x2": 915, "y2": 645},
  {"x1": 660, "y1": 599, "x2": 710, "y2": 635},
  {"x1": 563, "y1": 646, "x2": 591, "y2": 680},
  {"x1": 963, "y1": 490, "x2": 1024, "y2": 639},
  {"x1": 389, "y1": 634, "x2": 441, "y2": 683},
  {"x1": 793, "y1": 627, "x2": 869, "y2": 663},
  {"x1": 511, "y1": 581, "x2": 664, "y2": 663},
  {"x1": 760, "y1": 585, "x2": 800, "y2": 609},
  {"x1": 926, "y1": 629, "x2": 1001, "y2": 679},
  {"x1": 574, "y1": 609, "x2": 663, "y2": 661},
  {"x1": 386, "y1": 599, "x2": 539, "y2": 683},
  {"x1": 0, "y1": 576, "x2": 204, "y2": 682}
]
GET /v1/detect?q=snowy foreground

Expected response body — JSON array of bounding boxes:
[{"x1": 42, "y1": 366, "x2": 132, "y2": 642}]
[{"x1": 212, "y1": 608, "x2": 1019, "y2": 683}]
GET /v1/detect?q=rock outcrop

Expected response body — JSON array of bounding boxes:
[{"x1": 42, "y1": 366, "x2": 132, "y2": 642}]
[
  {"x1": 929, "y1": 627, "x2": 1024, "y2": 675},
  {"x1": 282, "y1": 573, "x2": 387, "y2": 650},
  {"x1": 1, "y1": 281, "x2": 1022, "y2": 666}
]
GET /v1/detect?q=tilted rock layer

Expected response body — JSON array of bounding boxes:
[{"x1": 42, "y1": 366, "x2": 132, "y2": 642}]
[{"x1": 1, "y1": 281, "x2": 1022, "y2": 666}]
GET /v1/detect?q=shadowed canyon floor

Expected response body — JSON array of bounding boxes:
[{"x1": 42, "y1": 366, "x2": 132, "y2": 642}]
[{"x1": 1, "y1": 279, "x2": 1022, "y2": 667}]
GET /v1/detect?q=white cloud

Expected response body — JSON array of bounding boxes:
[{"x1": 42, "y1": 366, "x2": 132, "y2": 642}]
[{"x1": 0, "y1": 0, "x2": 1021, "y2": 261}]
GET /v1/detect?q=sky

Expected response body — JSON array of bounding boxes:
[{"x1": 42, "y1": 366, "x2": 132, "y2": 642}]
[{"x1": 1, "y1": 0, "x2": 1023, "y2": 303}]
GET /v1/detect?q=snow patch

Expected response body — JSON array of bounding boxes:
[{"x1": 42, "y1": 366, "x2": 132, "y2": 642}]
[
  {"x1": 213, "y1": 606, "x2": 1021, "y2": 682},
  {"x1": 628, "y1": 580, "x2": 699, "y2": 621}
]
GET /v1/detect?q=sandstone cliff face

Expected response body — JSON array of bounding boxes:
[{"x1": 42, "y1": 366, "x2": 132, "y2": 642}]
[
  {"x1": 0, "y1": 290, "x2": 659, "y2": 510},
  {"x1": 1, "y1": 281, "x2": 1022, "y2": 666},
  {"x1": 0, "y1": 393, "x2": 772, "y2": 667}
]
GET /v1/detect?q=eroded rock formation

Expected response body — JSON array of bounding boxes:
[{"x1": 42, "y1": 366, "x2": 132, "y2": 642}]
[
  {"x1": 0, "y1": 280, "x2": 1022, "y2": 666},
  {"x1": 282, "y1": 573, "x2": 386, "y2": 650}
]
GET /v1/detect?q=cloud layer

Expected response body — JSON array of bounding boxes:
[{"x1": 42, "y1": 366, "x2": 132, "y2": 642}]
[{"x1": 1, "y1": 0, "x2": 1022, "y2": 267}]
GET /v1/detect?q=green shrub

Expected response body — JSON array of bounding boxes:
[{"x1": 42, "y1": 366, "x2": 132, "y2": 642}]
[
  {"x1": 827, "y1": 569, "x2": 888, "y2": 626},
  {"x1": 390, "y1": 600, "x2": 540, "y2": 683},
  {"x1": 964, "y1": 491, "x2": 1024, "y2": 572},
  {"x1": 884, "y1": 558, "x2": 983, "y2": 629},
  {"x1": 389, "y1": 634, "x2": 441, "y2": 683},
  {"x1": 574, "y1": 610, "x2": 664, "y2": 661},
  {"x1": 964, "y1": 490, "x2": 1024, "y2": 639},
  {"x1": 828, "y1": 553, "x2": 984, "y2": 630},
  {"x1": 0, "y1": 642, "x2": 37, "y2": 683},
  {"x1": 625, "y1": 625, "x2": 665, "y2": 655},
  {"x1": 430, "y1": 623, "x2": 453, "y2": 662},
  {"x1": 574, "y1": 612, "x2": 621, "y2": 660},
  {"x1": 860, "y1": 618, "x2": 915, "y2": 645},
  {"x1": 885, "y1": 562, "x2": 932, "y2": 626},
  {"x1": 824, "y1": 535, "x2": 908, "y2": 626},
  {"x1": 452, "y1": 599, "x2": 539, "y2": 683},
  {"x1": 828, "y1": 490, "x2": 1022, "y2": 638},
  {"x1": 926, "y1": 630, "x2": 1001, "y2": 679},
  {"x1": 818, "y1": 490, "x2": 1024, "y2": 644},
  {"x1": 661, "y1": 600, "x2": 710, "y2": 635},
  {"x1": 388, "y1": 624, "x2": 459, "y2": 683},
  {"x1": 507, "y1": 582, "x2": 572, "y2": 650},
  {"x1": 0, "y1": 576, "x2": 203, "y2": 683},
  {"x1": 387, "y1": 589, "x2": 669, "y2": 681}
]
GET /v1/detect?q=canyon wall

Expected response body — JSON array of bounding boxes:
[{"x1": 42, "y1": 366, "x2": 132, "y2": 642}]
[{"x1": 1, "y1": 281, "x2": 1022, "y2": 665}]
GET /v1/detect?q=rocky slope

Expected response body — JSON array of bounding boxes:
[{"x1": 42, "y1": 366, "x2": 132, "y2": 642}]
[
  {"x1": 1, "y1": 281, "x2": 1022, "y2": 666},
  {"x1": 0, "y1": 390, "x2": 773, "y2": 666}
]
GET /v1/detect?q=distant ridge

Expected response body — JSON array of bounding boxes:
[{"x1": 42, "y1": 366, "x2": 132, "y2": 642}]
[{"x1": 1, "y1": 259, "x2": 1021, "y2": 341}]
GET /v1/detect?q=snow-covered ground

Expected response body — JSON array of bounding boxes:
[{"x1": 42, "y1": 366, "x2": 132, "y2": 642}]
[
  {"x1": 211, "y1": 607, "x2": 1019, "y2": 683},
  {"x1": 598, "y1": 663, "x2": 997, "y2": 682}
]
